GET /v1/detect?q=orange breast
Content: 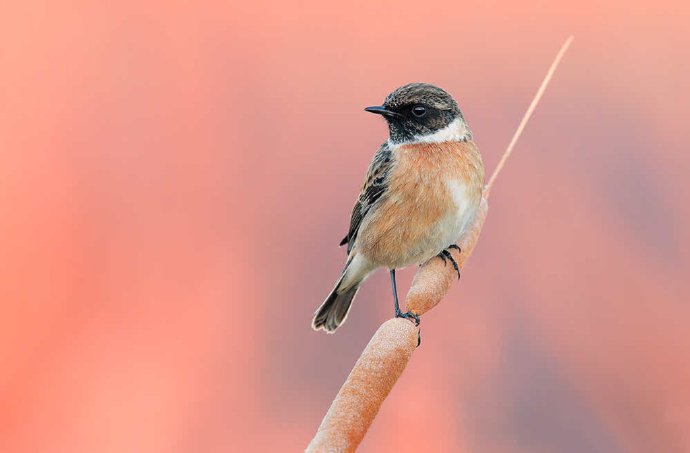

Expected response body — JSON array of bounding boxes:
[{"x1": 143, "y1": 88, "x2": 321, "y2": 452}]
[{"x1": 357, "y1": 141, "x2": 484, "y2": 267}]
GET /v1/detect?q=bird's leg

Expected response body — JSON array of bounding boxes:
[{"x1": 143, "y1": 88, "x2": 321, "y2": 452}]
[
  {"x1": 390, "y1": 269, "x2": 421, "y2": 327},
  {"x1": 438, "y1": 245, "x2": 461, "y2": 279},
  {"x1": 390, "y1": 269, "x2": 401, "y2": 317}
]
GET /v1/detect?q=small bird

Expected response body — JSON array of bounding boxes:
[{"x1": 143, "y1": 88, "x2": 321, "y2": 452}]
[{"x1": 312, "y1": 83, "x2": 484, "y2": 333}]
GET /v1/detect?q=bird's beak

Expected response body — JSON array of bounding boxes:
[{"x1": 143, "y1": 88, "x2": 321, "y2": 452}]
[{"x1": 364, "y1": 106, "x2": 402, "y2": 118}]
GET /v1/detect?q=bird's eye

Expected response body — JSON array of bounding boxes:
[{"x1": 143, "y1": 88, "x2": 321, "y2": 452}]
[{"x1": 411, "y1": 105, "x2": 427, "y2": 118}]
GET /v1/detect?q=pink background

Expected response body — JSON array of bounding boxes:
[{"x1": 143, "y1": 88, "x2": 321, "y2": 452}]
[{"x1": 1, "y1": 1, "x2": 688, "y2": 451}]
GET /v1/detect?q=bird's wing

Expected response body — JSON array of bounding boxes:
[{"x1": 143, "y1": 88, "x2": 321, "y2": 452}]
[{"x1": 340, "y1": 143, "x2": 394, "y2": 253}]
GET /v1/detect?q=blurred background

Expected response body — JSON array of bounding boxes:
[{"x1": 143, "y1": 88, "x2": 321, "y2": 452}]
[{"x1": 1, "y1": 0, "x2": 688, "y2": 452}]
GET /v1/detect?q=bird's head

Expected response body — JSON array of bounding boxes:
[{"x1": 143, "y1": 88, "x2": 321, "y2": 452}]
[{"x1": 365, "y1": 83, "x2": 471, "y2": 146}]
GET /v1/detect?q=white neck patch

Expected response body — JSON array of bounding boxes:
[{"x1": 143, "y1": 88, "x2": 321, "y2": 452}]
[{"x1": 388, "y1": 118, "x2": 471, "y2": 148}]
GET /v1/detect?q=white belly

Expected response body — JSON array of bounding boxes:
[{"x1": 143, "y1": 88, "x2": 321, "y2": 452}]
[
  {"x1": 398, "y1": 179, "x2": 478, "y2": 266},
  {"x1": 419, "y1": 179, "x2": 476, "y2": 261},
  {"x1": 445, "y1": 179, "x2": 477, "y2": 243}
]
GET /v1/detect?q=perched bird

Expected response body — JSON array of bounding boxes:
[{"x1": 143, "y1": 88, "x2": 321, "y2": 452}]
[{"x1": 312, "y1": 83, "x2": 484, "y2": 333}]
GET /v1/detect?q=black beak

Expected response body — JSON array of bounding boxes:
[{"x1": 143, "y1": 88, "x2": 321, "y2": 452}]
[{"x1": 364, "y1": 106, "x2": 402, "y2": 118}]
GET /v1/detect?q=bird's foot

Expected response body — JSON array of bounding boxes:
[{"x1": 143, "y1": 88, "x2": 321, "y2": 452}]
[
  {"x1": 394, "y1": 309, "x2": 421, "y2": 347},
  {"x1": 438, "y1": 245, "x2": 461, "y2": 279},
  {"x1": 395, "y1": 309, "x2": 420, "y2": 326}
]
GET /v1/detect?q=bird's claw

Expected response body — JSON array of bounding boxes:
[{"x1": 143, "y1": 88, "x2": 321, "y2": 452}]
[
  {"x1": 395, "y1": 309, "x2": 420, "y2": 326},
  {"x1": 438, "y1": 246, "x2": 461, "y2": 279}
]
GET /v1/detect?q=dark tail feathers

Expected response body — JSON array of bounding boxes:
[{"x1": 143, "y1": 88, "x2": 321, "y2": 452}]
[{"x1": 312, "y1": 281, "x2": 360, "y2": 333}]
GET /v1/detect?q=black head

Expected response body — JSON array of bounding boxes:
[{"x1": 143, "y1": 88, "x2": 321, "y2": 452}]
[{"x1": 365, "y1": 83, "x2": 470, "y2": 144}]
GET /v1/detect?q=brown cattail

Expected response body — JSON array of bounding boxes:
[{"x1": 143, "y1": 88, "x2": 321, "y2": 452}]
[{"x1": 306, "y1": 319, "x2": 418, "y2": 453}]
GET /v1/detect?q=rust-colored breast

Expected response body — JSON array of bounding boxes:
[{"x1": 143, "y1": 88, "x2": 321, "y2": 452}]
[{"x1": 357, "y1": 141, "x2": 484, "y2": 268}]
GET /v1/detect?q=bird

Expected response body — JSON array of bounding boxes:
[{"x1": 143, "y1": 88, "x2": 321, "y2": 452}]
[{"x1": 312, "y1": 83, "x2": 484, "y2": 333}]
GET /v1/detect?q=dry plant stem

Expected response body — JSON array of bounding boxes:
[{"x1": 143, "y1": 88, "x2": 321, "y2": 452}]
[
  {"x1": 308, "y1": 37, "x2": 573, "y2": 453},
  {"x1": 484, "y1": 35, "x2": 573, "y2": 196}
]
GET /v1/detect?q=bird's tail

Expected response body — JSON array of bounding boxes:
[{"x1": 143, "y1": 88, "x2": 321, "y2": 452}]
[
  {"x1": 312, "y1": 255, "x2": 370, "y2": 333},
  {"x1": 312, "y1": 282, "x2": 360, "y2": 333}
]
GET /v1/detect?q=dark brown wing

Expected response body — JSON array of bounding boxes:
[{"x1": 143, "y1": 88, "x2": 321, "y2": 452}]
[{"x1": 340, "y1": 143, "x2": 394, "y2": 253}]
